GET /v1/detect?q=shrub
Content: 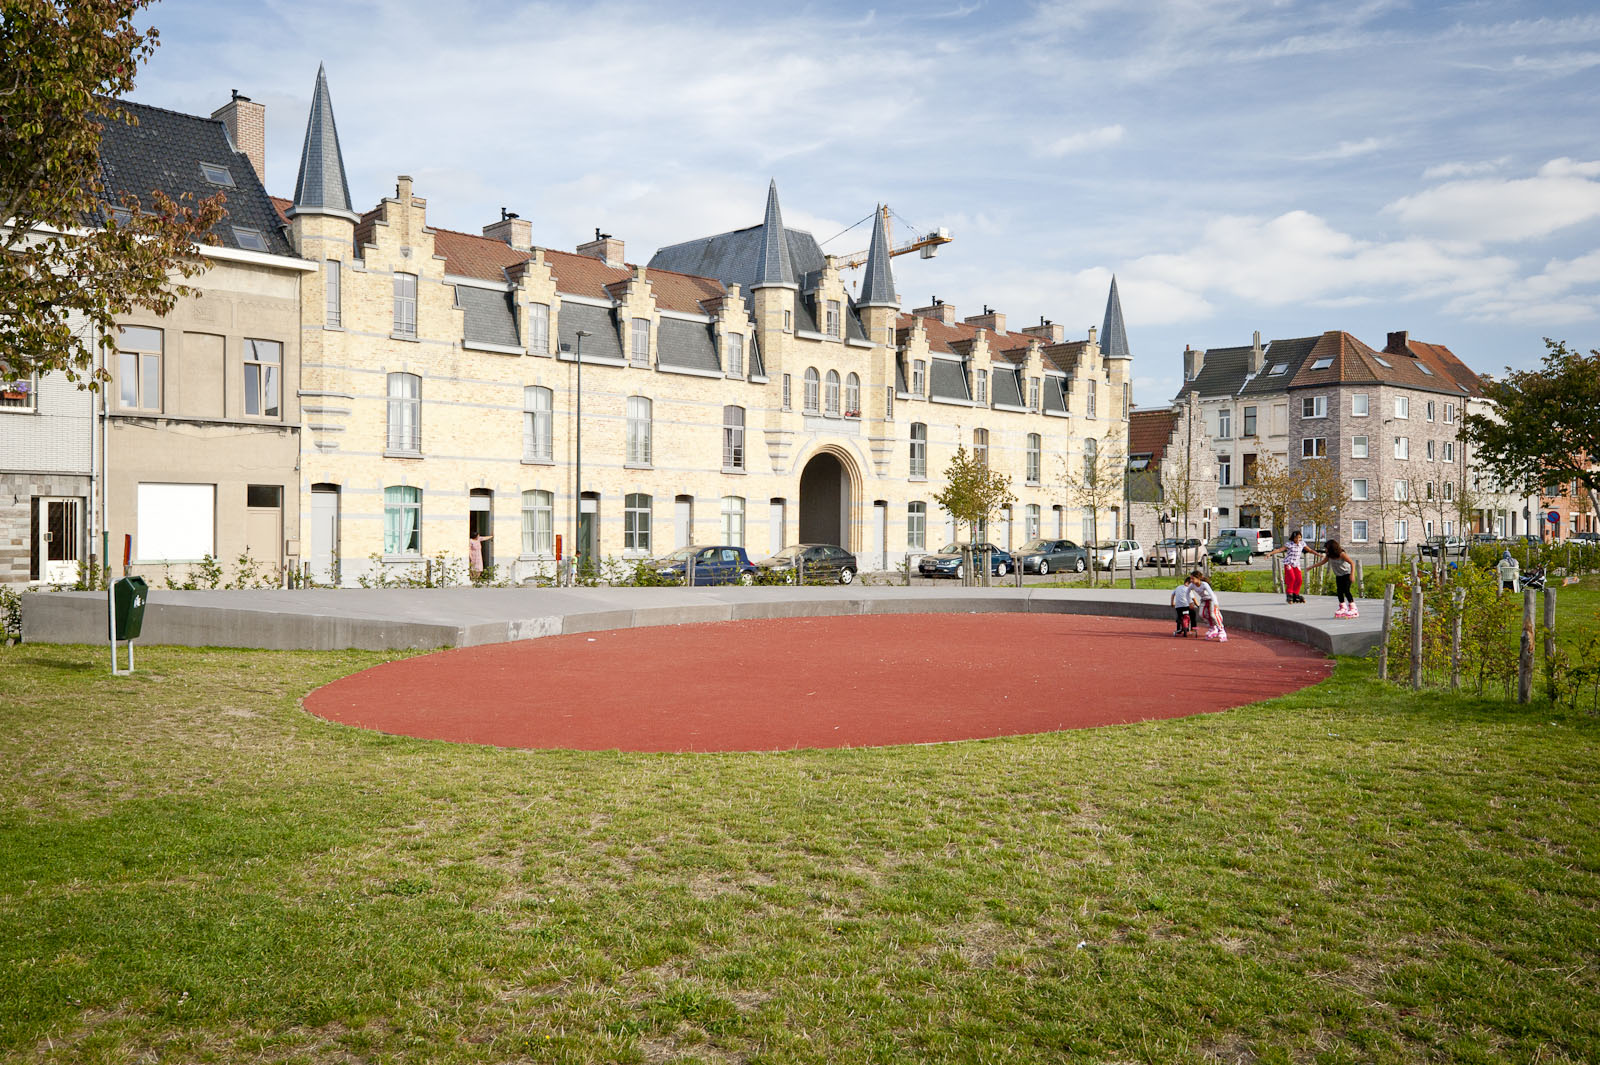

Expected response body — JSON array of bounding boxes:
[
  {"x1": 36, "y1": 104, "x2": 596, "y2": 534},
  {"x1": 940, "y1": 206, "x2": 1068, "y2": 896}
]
[
  {"x1": 0, "y1": 585, "x2": 21, "y2": 642},
  {"x1": 1209, "y1": 571, "x2": 1245, "y2": 593}
]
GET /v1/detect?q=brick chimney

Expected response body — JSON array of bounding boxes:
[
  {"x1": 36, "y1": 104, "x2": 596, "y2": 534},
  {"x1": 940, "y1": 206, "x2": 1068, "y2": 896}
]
[
  {"x1": 577, "y1": 228, "x2": 625, "y2": 268},
  {"x1": 1249, "y1": 329, "x2": 1265, "y2": 374},
  {"x1": 964, "y1": 306, "x2": 1006, "y2": 334},
  {"x1": 912, "y1": 297, "x2": 957, "y2": 326},
  {"x1": 1386, "y1": 330, "x2": 1411, "y2": 355},
  {"x1": 212, "y1": 90, "x2": 266, "y2": 185},
  {"x1": 1183, "y1": 345, "x2": 1205, "y2": 382},
  {"x1": 483, "y1": 208, "x2": 533, "y2": 251},
  {"x1": 1023, "y1": 317, "x2": 1064, "y2": 343}
]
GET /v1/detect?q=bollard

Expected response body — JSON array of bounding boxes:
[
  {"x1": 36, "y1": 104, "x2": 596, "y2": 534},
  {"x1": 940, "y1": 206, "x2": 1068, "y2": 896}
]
[
  {"x1": 1543, "y1": 587, "x2": 1557, "y2": 703},
  {"x1": 1354, "y1": 558, "x2": 1364, "y2": 595},
  {"x1": 1450, "y1": 587, "x2": 1464, "y2": 691},
  {"x1": 1378, "y1": 584, "x2": 1395, "y2": 680},
  {"x1": 904, "y1": 552, "x2": 912, "y2": 587},
  {"x1": 1518, "y1": 588, "x2": 1535, "y2": 704},
  {"x1": 1410, "y1": 580, "x2": 1424, "y2": 691}
]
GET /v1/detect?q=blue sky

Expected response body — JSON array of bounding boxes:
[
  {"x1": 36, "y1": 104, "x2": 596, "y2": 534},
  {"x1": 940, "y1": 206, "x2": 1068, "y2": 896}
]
[{"x1": 133, "y1": 0, "x2": 1600, "y2": 407}]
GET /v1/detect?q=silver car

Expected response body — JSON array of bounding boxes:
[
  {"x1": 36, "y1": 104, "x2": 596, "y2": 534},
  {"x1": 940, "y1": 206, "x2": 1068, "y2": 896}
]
[{"x1": 1147, "y1": 537, "x2": 1203, "y2": 567}]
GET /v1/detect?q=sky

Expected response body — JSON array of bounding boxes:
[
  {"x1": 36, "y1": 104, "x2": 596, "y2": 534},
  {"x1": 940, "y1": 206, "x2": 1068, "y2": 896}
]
[{"x1": 131, "y1": 0, "x2": 1600, "y2": 408}]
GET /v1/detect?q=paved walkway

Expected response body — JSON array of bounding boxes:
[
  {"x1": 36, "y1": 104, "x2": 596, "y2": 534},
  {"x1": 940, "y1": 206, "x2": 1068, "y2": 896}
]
[{"x1": 23, "y1": 584, "x2": 1383, "y2": 656}]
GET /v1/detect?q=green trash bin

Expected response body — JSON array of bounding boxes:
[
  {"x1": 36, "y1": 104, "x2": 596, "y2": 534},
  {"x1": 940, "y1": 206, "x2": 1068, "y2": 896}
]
[{"x1": 109, "y1": 576, "x2": 149, "y2": 640}]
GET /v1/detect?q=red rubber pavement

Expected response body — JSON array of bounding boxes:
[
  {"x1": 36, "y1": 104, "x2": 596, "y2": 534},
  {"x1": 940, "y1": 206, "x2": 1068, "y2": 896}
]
[{"x1": 303, "y1": 613, "x2": 1333, "y2": 752}]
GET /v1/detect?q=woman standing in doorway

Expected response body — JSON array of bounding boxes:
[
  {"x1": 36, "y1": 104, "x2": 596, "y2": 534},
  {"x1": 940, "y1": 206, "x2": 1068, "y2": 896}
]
[{"x1": 468, "y1": 532, "x2": 493, "y2": 579}]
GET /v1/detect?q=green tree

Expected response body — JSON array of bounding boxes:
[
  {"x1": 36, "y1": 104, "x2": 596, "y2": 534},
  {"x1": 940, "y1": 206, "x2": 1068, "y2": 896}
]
[
  {"x1": 934, "y1": 443, "x2": 1015, "y2": 544},
  {"x1": 1240, "y1": 452, "x2": 1297, "y2": 542},
  {"x1": 1462, "y1": 339, "x2": 1600, "y2": 529},
  {"x1": 1059, "y1": 436, "x2": 1125, "y2": 586},
  {"x1": 1, "y1": 0, "x2": 225, "y2": 385}
]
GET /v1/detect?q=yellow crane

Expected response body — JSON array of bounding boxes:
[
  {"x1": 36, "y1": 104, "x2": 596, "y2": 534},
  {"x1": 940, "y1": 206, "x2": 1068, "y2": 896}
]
[{"x1": 825, "y1": 205, "x2": 952, "y2": 272}]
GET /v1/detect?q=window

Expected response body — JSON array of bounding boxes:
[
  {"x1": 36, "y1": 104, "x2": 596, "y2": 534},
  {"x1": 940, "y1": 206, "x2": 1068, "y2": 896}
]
[
  {"x1": 199, "y1": 162, "x2": 235, "y2": 186},
  {"x1": 1419, "y1": 363, "x2": 1434, "y2": 377},
  {"x1": 626, "y1": 396, "x2": 652, "y2": 466},
  {"x1": 521, "y1": 490, "x2": 554, "y2": 555},
  {"x1": 1426, "y1": 440, "x2": 1436, "y2": 461},
  {"x1": 1395, "y1": 436, "x2": 1409, "y2": 460},
  {"x1": 1083, "y1": 437, "x2": 1097, "y2": 479},
  {"x1": 393, "y1": 273, "x2": 418, "y2": 337},
  {"x1": 387, "y1": 372, "x2": 421, "y2": 452},
  {"x1": 1394, "y1": 395, "x2": 1409, "y2": 419},
  {"x1": 624, "y1": 493, "x2": 652, "y2": 553},
  {"x1": 825, "y1": 300, "x2": 841, "y2": 338},
  {"x1": 0, "y1": 369, "x2": 38, "y2": 412},
  {"x1": 1082, "y1": 509, "x2": 1095, "y2": 543},
  {"x1": 1242, "y1": 453, "x2": 1258, "y2": 485},
  {"x1": 1443, "y1": 441, "x2": 1454, "y2": 463},
  {"x1": 1374, "y1": 355, "x2": 1392, "y2": 368},
  {"x1": 804, "y1": 367, "x2": 820, "y2": 412},
  {"x1": 1394, "y1": 519, "x2": 1408, "y2": 542},
  {"x1": 1029, "y1": 378, "x2": 1040, "y2": 411},
  {"x1": 1025, "y1": 504, "x2": 1040, "y2": 540},
  {"x1": 782, "y1": 373, "x2": 792, "y2": 410},
  {"x1": 909, "y1": 422, "x2": 927, "y2": 478},
  {"x1": 630, "y1": 318, "x2": 650, "y2": 365},
  {"x1": 1027, "y1": 433, "x2": 1042, "y2": 484},
  {"x1": 528, "y1": 303, "x2": 549, "y2": 354},
  {"x1": 722, "y1": 405, "x2": 746, "y2": 470},
  {"x1": 1352, "y1": 393, "x2": 1369, "y2": 417},
  {"x1": 1425, "y1": 481, "x2": 1435, "y2": 500},
  {"x1": 1243, "y1": 405, "x2": 1257, "y2": 436},
  {"x1": 1217, "y1": 408, "x2": 1232, "y2": 439},
  {"x1": 845, "y1": 373, "x2": 860, "y2": 417},
  {"x1": 1352, "y1": 519, "x2": 1369, "y2": 542},
  {"x1": 720, "y1": 496, "x2": 745, "y2": 546},
  {"x1": 1352, "y1": 478, "x2": 1369, "y2": 501},
  {"x1": 976, "y1": 370, "x2": 988, "y2": 405},
  {"x1": 384, "y1": 486, "x2": 422, "y2": 555},
  {"x1": 1394, "y1": 479, "x2": 1409, "y2": 501},
  {"x1": 1445, "y1": 403, "x2": 1456, "y2": 424},
  {"x1": 885, "y1": 385, "x2": 894, "y2": 420},
  {"x1": 907, "y1": 501, "x2": 927, "y2": 550},
  {"x1": 1352, "y1": 435, "x2": 1369, "y2": 459},
  {"x1": 135, "y1": 483, "x2": 214, "y2": 561},
  {"x1": 523, "y1": 386, "x2": 552, "y2": 461},
  {"x1": 1217, "y1": 454, "x2": 1232, "y2": 486},
  {"x1": 243, "y1": 339, "x2": 281, "y2": 417},
  {"x1": 1087, "y1": 379, "x2": 1097, "y2": 418},
  {"x1": 232, "y1": 226, "x2": 268, "y2": 252},
  {"x1": 783, "y1": 309, "x2": 793, "y2": 331},
  {"x1": 1268, "y1": 362, "x2": 1289, "y2": 376},
  {"x1": 824, "y1": 370, "x2": 841, "y2": 416},
  {"x1": 724, "y1": 333, "x2": 744, "y2": 377},
  {"x1": 1301, "y1": 395, "x2": 1327, "y2": 418},
  {"x1": 1443, "y1": 481, "x2": 1454, "y2": 502},
  {"x1": 1426, "y1": 400, "x2": 1435, "y2": 421},
  {"x1": 325, "y1": 260, "x2": 342, "y2": 327},
  {"x1": 973, "y1": 428, "x2": 989, "y2": 466},
  {"x1": 117, "y1": 325, "x2": 162, "y2": 411},
  {"x1": 1309, "y1": 356, "x2": 1333, "y2": 370},
  {"x1": 1302, "y1": 437, "x2": 1327, "y2": 458},
  {"x1": 912, "y1": 360, "x2": 926, "y2": 396}
]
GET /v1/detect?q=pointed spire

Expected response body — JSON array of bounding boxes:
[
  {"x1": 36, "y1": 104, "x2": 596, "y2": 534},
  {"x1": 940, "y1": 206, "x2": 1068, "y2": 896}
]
[
  {"x1": 1100, "y1": 275, "x2": 1131, "y2": 360},
  {"x1": 857, "y1": 205, "x2": 898, "y2": 308},
  {"x1": 291, "y1": 64, "x2": 356, "y2": 218},
  {"x1": 751, "y1": 179, "x2": 796, "y2": 289}
]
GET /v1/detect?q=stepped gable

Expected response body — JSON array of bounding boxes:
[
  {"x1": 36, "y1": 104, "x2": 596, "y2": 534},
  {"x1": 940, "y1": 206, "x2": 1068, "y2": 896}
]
[
  {"x1": 95, "y1": 98, "x2": 295, "y2": 256},
  {"x1": 904, "y1": 312, "x2": 1037, "y2": 361},
  {"x1": 432, "y1": 226, "x2": 530, "y2": 282},
  {"x1": 1042, "y1": 340, "x2": 1090, "y2": 375}
]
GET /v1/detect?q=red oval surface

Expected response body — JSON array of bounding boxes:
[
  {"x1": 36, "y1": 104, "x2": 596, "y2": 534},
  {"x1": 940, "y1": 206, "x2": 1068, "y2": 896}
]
[{"x1": 303, "y1": 613, "x2": 1333, "y2": 752}]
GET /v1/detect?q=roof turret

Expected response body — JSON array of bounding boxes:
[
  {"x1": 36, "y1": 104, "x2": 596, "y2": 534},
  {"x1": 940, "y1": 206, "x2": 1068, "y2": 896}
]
[
  {"x1": 1100, "y1": 275, "x2": 1131, "y2": 360},
  {"x1": 290, "y1": 64, "x2": 356, "y2": 219},
  {"x1": 751, "y1": 179, "x2": 796, "y2": 289},
  {"x1": 856, "y1": 205, "x2": 898, "y2": 308}
]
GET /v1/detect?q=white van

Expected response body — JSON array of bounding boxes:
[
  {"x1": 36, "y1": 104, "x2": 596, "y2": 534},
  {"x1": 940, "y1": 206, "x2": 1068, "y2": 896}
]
[{"x1": 1221, "y1": 528, "x2": 1274, "y2": 554}]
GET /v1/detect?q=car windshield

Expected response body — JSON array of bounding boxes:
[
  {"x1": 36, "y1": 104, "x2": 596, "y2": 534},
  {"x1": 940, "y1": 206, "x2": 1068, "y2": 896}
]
[
  {"x1": 1156, "y1": 538, "x2": 1179, "y2": 547},
  {"x1": 1018, "y1": 540, "x2": 1052, "y2": 553},
  {"x1": 777, "y1": 544, "x2": 810, "y2": 556},
  {"x1": 1091, "y1": 542, "x2": 1118, "y2": 550},
  {"x1": 660, "y1": 548, "x2": 695, "y2": 563},
  {"x1": 1207, "y1": 538, "x2": 1229, "y2": 549},
  {"x1": 937, "y1": 544, "x2": 966, "y2": 554}
]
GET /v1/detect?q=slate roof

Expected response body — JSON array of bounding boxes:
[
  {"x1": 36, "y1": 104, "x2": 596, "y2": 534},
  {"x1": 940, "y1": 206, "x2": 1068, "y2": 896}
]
[
  {"x1": 457, "y1": 286, "x2": 519, "y2": 348},
  {"x1": 857, "y1": 207, "x2": 897, "y2": 307},
  {"x1": 929, "y1": 358, "x2": 971, "y2": 402},
  {"x1": 1176, "y1": 344, "x2": 1254, "y2": 399},
  {"x1": 1179, "y1": 330, "x2": 1483, "y2": 401},
  {"x1": 1043, "y1": 376, "x2": 1068, "y2": 413},
  {"x1": 753, "y1": 180, "x2": 796, "y2": 288},
  {"x1": 1100, "y1": 276, "x2": 1131, "y2": 360},
  {"x1": 95, "y1": 99, "x2": 295, "y2": 256},
  {"x1": 1241, "y1": 335, "x2": 1318, "y2": 396},
  {"x1": 291, "y1": 65, "x2": 354, "y2": 215},
  {"x1": 556, "y1": 302, "x2": 623, "y2": 361},
  {"x1": 1128, "y1": 408, "x2": 1176, "y2": 464},
  {"x1": 658, "y1": 318, "x2": 720, "y2": 374},
  {"x1": 993, "y1": 366, "x2": 1024, "y2": 407},
  {"x1": 650, "y1": 217, "x2": 828, "y2": 297}
]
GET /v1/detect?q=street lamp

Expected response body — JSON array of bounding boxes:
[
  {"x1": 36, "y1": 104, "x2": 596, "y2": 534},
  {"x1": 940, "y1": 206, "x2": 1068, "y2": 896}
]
[
  {"x1": 1159, "y1": 510, "x2": 1171, "y2": 574},
  {"x1": 571, "y1": 329, "x2": 591, "y2": 584}
]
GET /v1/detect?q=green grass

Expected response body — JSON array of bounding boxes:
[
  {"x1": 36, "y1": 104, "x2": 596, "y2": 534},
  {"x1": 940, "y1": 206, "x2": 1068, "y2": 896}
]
[{"x1": 3, "y1": 596, "x2": 1599, "y2": 1064}]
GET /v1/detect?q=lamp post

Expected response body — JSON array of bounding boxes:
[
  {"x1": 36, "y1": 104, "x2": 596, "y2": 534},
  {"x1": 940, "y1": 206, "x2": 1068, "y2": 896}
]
[
  {"x1": 1159, "y1": 510, "x2": 1171, "y2": 575},
  {"x1": 571, "y1": 329, "x2": 591, "y2": 584}
]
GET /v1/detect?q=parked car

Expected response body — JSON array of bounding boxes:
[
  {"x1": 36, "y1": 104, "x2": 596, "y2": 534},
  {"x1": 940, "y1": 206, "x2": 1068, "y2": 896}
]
[
  {"x1": 651, "y1": 545, "x2": 757, "y2": 586},
  {"x1": 1147, "y1": 537, "x2": 1204, "y2": 568},
  {"x1": 918, "y1": 542, "x2": 1014, "y2": 579},
  {"x1": 1470, "y1": 532, "x2": 1503, "y2": 546},
  {"x1": 1206, "y1": 534, "x2": 1254, "y2": 565},
  {"x1": 1090, "y1": 539, "x2": 1144, "y2": 571},
  {"x1": 757, "y1": 544, "x2": 858, "y2": 584},
  {"x1": 1221, "y1": 528, "x2": 1274, "y2": 554},
  {"x1": 1571, "y1": 531, "x2": 1600, "y2": 544},
  {"x1": 1419, "y1": 535, "x2": 1468, "y2": 558},
  {"x1": 1014, "y1": 538, "x2": 1088, "y2": 575}
]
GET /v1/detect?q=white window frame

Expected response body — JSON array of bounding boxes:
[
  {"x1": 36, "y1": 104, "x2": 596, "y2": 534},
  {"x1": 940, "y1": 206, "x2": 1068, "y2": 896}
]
[
  {"x1": 1352, "y1": 478, "x2": 1369, "y2": 501},
  {"x1": 781, "y1": 373, "x2": 792, "y2": 410},
  {"x1": 630, "y1": 318, "x2": 650, "y2": 365},
  {"x1": 804, "y1": 367, "x2": 820, "y2": 413},
  {"x1": 521, "y1": 489, "x2": 554, "y2": 555},
  {"x1": 1395, "y1": 519, "x2": 1408, "y2": 542},
  {"x1": 626, "y1": 396, "x2": 652, "y2": 466},
  {"x1": 524, "y1": 386, "x2": 552, "y2": 462},
  {"x1": 1217, "y1": 453, "x2": 1232, "y2": 487},
  {"x1": 243, "y1": 338, "x2": 281, "y2": 418},
  {"x1": 973, "y1": 428, "x2": 989, "y2": 466},
  {"x1": 1351, "y1": 393, "x2": 1369, "y2": 417},
  {"x1": 325, "y1": 259, "x2": 342, "y2": 328},
  {"x1": 1301, "y1": 395, "x2": 1327, "y2": 419},
  {"x1": 393, "y1": 272, "x2": 418, "y2": 337},
  {"x1": 1218, "y1": 407, "x2": 1232, "y2": 439},
  {"x1": 117, "y1": 325, "x2": 163, "y2": 412},
  {"x1": 1394, "y1": 395, "x2": 1409, "y2": 419},
  {"x1": 720, "y1": 495, "x2": 745, "y2": 546},
  {"x1": 1302, "y1": 437, "x2": 1327, "y2": 458},
  {"x1": 912, "y1": 360, "x2": 926, "y2": 397},
  {"x1": 907, "y1": 501, "x2": 926, "y2": 550},
  {"x1": 1394, "y1": 479, "x2": 1409, "y2": 502},
  {"x1": 1087, "y1": 379, "x2": 1097, "y2": 418},
  {"x1": 725, "y1": 333, "x2": 744, "y2": 378},
  {"x1": 824, "y1": 370, "x2": 841, "y2": 417},
  {"x1": 909, "y1": 422, "x2": 928, "y2": 478},
  {"x1": 1395, "y1": 436, "x2": 1409, "y2": 460},
  {"x1": 976, "y1": 370, "x2": 988, "y2": 405},
  {"x1": 825, "y1": 300, "x2": 841, "y2": 338},
  {"x1": 1443, "y1": 441, "x2": 1455, "y2": 463},
  {"x1": 722, "y1": 405, "x2": 746, "y2": 471},
  {"x1": 1352, "y1": 435, "x2": 1369, "y2": 459},
  {"x1": 528, "y1": 302, "x2": 550, "y2": 354},
  {"x1": 1352, "y1": 519, "x2": 1369, "y2": 543},
  {"x1": 0, "y1": 370, "x2": 39, "y2": 412},
  {"x1": 384, "y1": 485, "x2": 422, "y2": 556},
  {"x1": 844, "y1": 372, "x2": 860, "y2": 417},
  {"x1": 624, "y1": 493, "x2": 652, "y2": 554},
  {"x1": 1026, "y1": 433, "x2": 1042, "y2": 484},
  {"x1": 386, "y1": 372, "x2": 421, "y2": 453}
]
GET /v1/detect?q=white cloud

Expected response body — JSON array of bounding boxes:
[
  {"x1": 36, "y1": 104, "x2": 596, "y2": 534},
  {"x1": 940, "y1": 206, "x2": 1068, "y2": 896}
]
[
  {"x1": 1508, "y1": 51, "x2": 1600, "y2": 75},
  {"x1": 1034, "y1": 124, "x2": 1125, "y2": 158},
  {"x1": 1303, "y1": 137, "x2": 1384, "y2": 161},
  {"x1": 1450, "y1": 249, "x2": 1600, "y2": 325},
  {"x1": 1421, "y1": 157, "x2": 1509, "y2": 180},
  {"x1": 1384, "y1": 159, "x2": 1600, "y2": 242}
]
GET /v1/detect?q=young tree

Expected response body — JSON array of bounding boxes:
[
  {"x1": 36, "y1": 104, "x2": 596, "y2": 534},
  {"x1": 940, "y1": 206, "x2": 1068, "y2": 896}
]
[
  {"x1": 933, "y1": 443, "x2": 1015, "y2": 543},
  {"x1": 1462, "y1": 340, "x2": 1600, "y2": 528},
  {"x1": 1240, "y1": 453, "x2": 1298, "y2": 542},
  {"x1": 2, "y1": 0, "x2": 225, "y2": 385},
  {"x1": 1291, "y1": 457, "x2": 1351, "y2": 542},
  {"x1": 1059, "y1": 436, "x2": 1125, "y2": 586}
]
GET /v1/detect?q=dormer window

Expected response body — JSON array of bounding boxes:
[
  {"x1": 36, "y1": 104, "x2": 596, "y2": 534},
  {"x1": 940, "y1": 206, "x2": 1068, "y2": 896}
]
[
  {"x1": 1418, "y1": 363, "x2": 1433, "y2": 376},
  {"x1": 232, "y1": 226, "x2": 268, "y2": 252},
  {"x1": 1267, "y1": 362, "x2": 1289, "y2": 376},
  {"x1": 200, "y1": 163, "x2": 236, "y2": 187},
  {"x1": 1309, "y1": 357, "x2": 1332, "y2": 370},
  {"x1": 1373, "y1": 355, "x2": 1392, "y2": 368}
]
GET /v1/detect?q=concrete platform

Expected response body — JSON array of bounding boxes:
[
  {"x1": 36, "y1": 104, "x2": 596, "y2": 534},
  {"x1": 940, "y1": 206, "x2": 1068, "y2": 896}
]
[{"x1": 22, "y1": 584, "x2": 1383, "y2": 657}]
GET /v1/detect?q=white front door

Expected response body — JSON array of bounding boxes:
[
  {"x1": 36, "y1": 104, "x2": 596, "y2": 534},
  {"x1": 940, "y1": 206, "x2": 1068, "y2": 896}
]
[
  {"x1": 39, "y1": 497, "x2": 81, "y2": 584},
  {"x1": 873, "y1": 501, "x2": 888, "y2": 571},
  {"x1": 310, "y1": 487, "x2": 340, "y2": 584},
  {"x1": 675, "y1": 497, "x2": 693, "y2": 548}
]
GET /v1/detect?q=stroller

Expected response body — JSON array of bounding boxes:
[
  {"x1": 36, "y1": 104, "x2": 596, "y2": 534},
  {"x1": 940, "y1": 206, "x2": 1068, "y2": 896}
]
[{"x1": 1519, "y1": 565, "x2": 1547, "y2": 591}]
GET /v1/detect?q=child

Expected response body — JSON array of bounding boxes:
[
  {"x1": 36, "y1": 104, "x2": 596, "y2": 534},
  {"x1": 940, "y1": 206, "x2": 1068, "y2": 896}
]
[
  {"x1": 1191, "y1": 569, "x2": 1227, "y2": 642},
  {"x1": 1309, "y1": 538, "x2": 1357, "y2": 617},
  {"x1": 1267, "y1": 530, "x2": 1320, "y2": 604},
  {"x1": 1171, "y1": 574, "x2": 1195, "y2": 636}
]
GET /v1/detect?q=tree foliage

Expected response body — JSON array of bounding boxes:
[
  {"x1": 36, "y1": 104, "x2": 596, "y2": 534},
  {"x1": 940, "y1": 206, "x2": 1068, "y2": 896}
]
[
  {"x1": 1240, "y1": 453, "x2": 1298, "y2": 539},
  {"x1": 934, "y1": 444, "x2": 1015, "y2": 542},
  {"x1": 1, "y1": 0, "x2": 225, "y2": 385},
  {"x1": 1462, "y1": 339, "x2": 1600, "y2": 526},
  {"x1": 1292, "y1": 456, "x2": 1351, "y2": 537},
  {"x1": 1058, "y1": 436, "x2": 1125, "y2": 585}
]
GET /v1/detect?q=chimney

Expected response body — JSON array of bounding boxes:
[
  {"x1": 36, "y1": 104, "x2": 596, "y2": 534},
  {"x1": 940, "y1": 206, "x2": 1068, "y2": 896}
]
[
  {"x1": 483, "y1": 208, "x2": 533, "y2": 251},
  {"x1": 577, "y1": 228, "x2": 625, "y2": 268},
  {"x1": 1022, "y1": 316, "x2": 1064, "y2": 343},
  {"x1": 212, "y1": 90, "x2": 266, "y2": 185},
  {"x1": 1249, "y1": 329, "x2": 1265, "y2": 373},
  {"x1": 1088, "y1": 325, "x2": 1098, "y2": 347},
  {"x1": 1183, "y1": 345, "x2": 1205, "y2": 382},
  {"x1": 964, "y1": 306, "x2": 1006, "y2": 334},
  {"x1": 1386, "y1": 330, "x2": 1411, "y2": 355},
  {"x1": 911, "y1": 297, "x2": 957, "y2": 326}
]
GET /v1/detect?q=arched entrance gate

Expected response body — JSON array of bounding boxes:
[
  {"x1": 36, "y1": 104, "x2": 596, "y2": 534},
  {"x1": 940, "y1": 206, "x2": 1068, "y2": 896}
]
[{"x1": 798, "y1": 448, "x2": 858, "y2": 551}]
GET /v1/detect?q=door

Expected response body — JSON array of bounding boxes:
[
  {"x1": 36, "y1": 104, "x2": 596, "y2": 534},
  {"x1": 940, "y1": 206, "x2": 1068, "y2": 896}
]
[
  {"x1": 310, "y1": 485, "x2": 340, "y2": 584},
  {"x1": 469, "y1": 490, "x2": 493, "y2": 572},
  {"x1": 872, "y1": 500, "x2": 887, "y2": 571},
  {"x1": 244, "y1": 485, "x2": 284, "y2": 575},
  {"x1": 39, "y1": 497, "x2": 81, "y2": 584},
  {"x1": 578, "y1": 495, "x2": 599, "y2": 564},
  {"x1": 675, "y1": 496, "x2": 693, "y2": 549}
]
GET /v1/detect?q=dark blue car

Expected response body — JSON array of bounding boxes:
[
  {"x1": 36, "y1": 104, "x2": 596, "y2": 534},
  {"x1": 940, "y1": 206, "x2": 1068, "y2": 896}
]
[
  {"x1": 918, "y1": 542, "x2": 1014, "y2": 579},
  {"x1": 651, "y1": 545, "x2": 757, "y2": 586}
]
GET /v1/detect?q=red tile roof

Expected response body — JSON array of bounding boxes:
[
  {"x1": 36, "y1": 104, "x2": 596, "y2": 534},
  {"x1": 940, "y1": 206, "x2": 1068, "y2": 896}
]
[
  {"x1": 1285, "y1": 330, "x2": 1481, "y2": 397},
  {"x1": 1128, "y1": 408, "x2": 1176, "y2": 465},
  {"x1": 432, "y1": 226, "x2": 531, "y2": 282},
  {"x1": 896, "y1": 312, "x2": 1041, "y2": 360},
  {"x1": 269, "y1": 195, "x2": 292, "y2": 225}
]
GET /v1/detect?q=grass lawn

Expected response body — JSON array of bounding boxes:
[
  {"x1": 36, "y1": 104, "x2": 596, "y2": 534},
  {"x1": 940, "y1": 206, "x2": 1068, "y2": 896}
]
[{"x1": 3, "y1": 589, "x2": 1599, "y2": 1064}]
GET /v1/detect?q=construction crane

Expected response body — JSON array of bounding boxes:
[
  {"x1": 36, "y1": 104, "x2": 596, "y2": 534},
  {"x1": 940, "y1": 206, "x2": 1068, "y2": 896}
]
[{"x1": 826, "y1": 205, "x2": 952, "y2": 272}]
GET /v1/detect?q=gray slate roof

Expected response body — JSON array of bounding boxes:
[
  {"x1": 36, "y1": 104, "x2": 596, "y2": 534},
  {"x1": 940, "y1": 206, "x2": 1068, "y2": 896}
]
[
  {"x1": 1100, "y1": 276, "x2": 1131, "y2": 360},
  {"x1": 857, "y1": 207, "x2": 897, "y2": 307},
  {"x1": 993, "y1": 366, "x2": 1024, "y2": 407},
  {"x1": 457, "y1": 286, "x2": 519, "y2": 348},
  {"x1": 1241, "y1": 336, "x2": 1319, "y2": 396},
  {"x1": 1043, "y1": 377, "x2": 1067, "y2": 413},
  {"x1": 658, "y1": 318, "x2": 719, "y2": 374},
  {"x1": 557, "y1": 302, "x2": 623, "y2": 361},
  {"x1": 96, "y1": 99, "x2": 295, "y2": 256},
  {"x1": 1176, "y1": 344, "x2": 1253, "y2": 399},
  {"x1": 292, "y1": 64, "x2": 354, "y2": 215},
  {"x1": 930, "y1": 359, "x2": 970, "y2": 402},
  {"x1": 754, "y1": 180, "x2": 795, "y2": 287}
]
